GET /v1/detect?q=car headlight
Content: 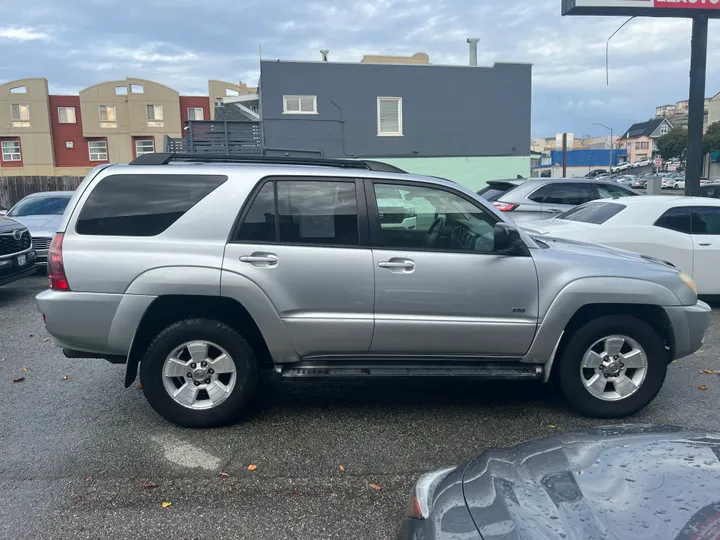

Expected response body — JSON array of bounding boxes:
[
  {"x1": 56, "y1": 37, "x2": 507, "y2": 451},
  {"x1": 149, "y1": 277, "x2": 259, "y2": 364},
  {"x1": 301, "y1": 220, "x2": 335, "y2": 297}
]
[{"x1": 678, "y1": 272, "x2": 697, "y2": 295}]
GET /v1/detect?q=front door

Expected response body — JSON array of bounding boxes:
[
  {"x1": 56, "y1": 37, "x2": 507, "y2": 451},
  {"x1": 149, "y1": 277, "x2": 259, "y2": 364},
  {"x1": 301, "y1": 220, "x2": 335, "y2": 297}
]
[
  {"x1": 222, "y1": 178, "x2": 374, "y2": 357},
  {"x1": 366, "y1": 180, "x2": 539, "y2": 357},
  {"x1": 689, "y1": 206, "x2": 720, "y2": 294}
]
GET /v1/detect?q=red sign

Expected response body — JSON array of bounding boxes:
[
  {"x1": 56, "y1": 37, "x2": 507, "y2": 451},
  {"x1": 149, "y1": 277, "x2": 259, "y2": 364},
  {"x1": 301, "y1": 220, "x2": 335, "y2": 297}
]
[
  {"x1": 563, "y1": 0, "x2": 720, "y2": 16},
  {"x1": 656, "y1": 0, "x2": 720, "y2": 8},
  {"x1": 655, "y1": 158, "x2": 663, "y2": 167}
]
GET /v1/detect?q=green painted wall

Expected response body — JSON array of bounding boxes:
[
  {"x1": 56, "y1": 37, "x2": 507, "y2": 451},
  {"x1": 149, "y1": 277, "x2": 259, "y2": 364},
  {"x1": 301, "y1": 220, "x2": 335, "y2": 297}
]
[{"x1": 370, "y1": 156, "x2": 531, "y2": 191}]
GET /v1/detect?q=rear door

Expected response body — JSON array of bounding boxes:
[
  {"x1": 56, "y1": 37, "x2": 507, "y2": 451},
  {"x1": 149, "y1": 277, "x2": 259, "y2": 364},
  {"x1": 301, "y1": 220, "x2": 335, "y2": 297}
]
[
  {"x1": 689, "y1": 206, "x2": 720, "y2": 294},
  {"x1": 540, "y1": 182, "x2": 595, "y2": 216},
  {"x1": 222, "y1": 177, "x2": 375, "y2": 357},
  {"x1": 699, "y1": 185, "x2": 720, "y2": 198}
]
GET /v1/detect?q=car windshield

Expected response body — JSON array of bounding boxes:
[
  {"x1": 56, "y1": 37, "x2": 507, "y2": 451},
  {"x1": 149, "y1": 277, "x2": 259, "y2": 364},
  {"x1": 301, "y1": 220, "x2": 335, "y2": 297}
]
[
  {"x1": 557, "y1": 201, "x2": 626, "y2": 224},
  {"x1": 8, "y1": 196, "x2": 71, "y2": 217}
]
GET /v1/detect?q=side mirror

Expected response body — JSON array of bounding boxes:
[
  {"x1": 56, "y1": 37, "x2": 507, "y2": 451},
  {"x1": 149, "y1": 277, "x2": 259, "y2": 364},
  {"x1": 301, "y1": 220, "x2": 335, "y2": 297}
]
[{"x1": 494, "y1": 223, "x2": 528, "y2": 256}]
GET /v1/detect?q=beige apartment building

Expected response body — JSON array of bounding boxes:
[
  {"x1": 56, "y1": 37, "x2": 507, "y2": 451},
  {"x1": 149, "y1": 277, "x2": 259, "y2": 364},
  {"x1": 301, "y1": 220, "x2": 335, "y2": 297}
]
[{"x1": 0, "y1": 77, "x2": 255, "y2": 177}]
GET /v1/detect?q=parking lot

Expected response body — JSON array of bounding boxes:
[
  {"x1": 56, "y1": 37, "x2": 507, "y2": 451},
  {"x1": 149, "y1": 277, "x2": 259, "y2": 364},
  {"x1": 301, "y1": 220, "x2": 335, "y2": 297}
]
[{"x1": 2, "y1": 275, "x2": 720, "y2": 540}]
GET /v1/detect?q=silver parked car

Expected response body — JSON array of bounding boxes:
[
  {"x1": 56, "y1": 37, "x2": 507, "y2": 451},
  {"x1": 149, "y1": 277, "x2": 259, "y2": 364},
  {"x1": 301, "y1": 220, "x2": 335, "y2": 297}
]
[
  {"x1": 477, "y1": 178, "x2": 637, "y2": 223},
  {"x1": 7, "y1": 191, "x2": 73, "y2": 266},
  {"x1": 37, "y1": 154, "x2": 711, "y2": 428}
]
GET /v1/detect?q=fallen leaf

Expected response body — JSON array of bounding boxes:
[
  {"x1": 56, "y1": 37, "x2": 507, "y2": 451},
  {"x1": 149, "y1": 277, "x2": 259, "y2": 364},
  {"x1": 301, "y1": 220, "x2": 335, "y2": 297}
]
[
  {"x1": 161, "y1": 501, "x2": 172, "y2": 508},
  {"x1": 698, "y1": 385, "x2": 708, "y2": 391},
  {"x1": 43, "y1": 338, "x2": 49, "y2": 342},
  {"x1": 137, "y1": 383, "x2": 142, "y2": 389},
  {"x1": 339, "y1": 465, "x2": 345, "y2": 472},
  {"x1": 61, "y1": 375, "x2": 68, "y2": 381},
  {"x1": 83, "y1": 474, "x2": 92, "y2": 482},
  {"x1": 23, "y1": 367, "x2": 29, "y2": 372},
  {"x1": 369, "y1": 483, "x2": 384, "y2": 491},
  {"x1": 247, "y1": 464, "x2": 257, "y2": 471},
  {"x1": 672, "y1": 360, "x2": 677, "y2": 364},
  {"x1": 701, "y1": 370, "x2": 714, "y2": 375},
  {"x1": 12, "y1": 377, "x2": 25, "y2": 383},
  {"x1": 219, "y1": 472, "x2": 230, "y2": 478},
  {"x1": 548, "y1": 425, "x2": 557, "y2": 429},
  {"x1": 142, "y1": 481, "x2": 157, "y2": 489}
]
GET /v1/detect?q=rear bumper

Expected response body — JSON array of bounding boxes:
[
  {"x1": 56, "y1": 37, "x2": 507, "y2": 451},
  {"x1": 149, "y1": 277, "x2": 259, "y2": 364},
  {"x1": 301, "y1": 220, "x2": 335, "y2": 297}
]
[
  {"x1": 664, "y1": 300, "x2": 712, "y2": 360},
  {"x1": 36, "y1": 289, "x2": 156, "y2": 356}
]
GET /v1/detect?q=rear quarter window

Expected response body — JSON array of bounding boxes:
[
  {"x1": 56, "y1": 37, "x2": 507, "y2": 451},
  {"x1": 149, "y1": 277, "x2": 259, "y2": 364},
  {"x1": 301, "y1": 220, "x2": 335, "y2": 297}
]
[
  {"x1": 477, "y1": 182, "x2": 522, "y2": 202},
  {"x1": 558, "y1": 202, "x2": 626, "y2": 224},
  {"x1": 76, "y1": 174, "x2": 227, "y2": 236},
  {"x1": 654, "y1": 207, "x2": 691, "y2": 234}
]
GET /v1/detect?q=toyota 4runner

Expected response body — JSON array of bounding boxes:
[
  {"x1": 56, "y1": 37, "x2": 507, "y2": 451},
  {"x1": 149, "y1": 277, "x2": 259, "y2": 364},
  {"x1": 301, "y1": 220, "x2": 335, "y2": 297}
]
[{"x1": 36, "y1": 154, "x2": 712, "y2": 428}]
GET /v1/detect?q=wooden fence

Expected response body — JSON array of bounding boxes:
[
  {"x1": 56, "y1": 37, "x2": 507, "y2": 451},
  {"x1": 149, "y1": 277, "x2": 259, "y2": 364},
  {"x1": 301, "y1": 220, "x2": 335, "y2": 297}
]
[{"x1": 0, "y1": 176, "x2": 83, "y2": 210}]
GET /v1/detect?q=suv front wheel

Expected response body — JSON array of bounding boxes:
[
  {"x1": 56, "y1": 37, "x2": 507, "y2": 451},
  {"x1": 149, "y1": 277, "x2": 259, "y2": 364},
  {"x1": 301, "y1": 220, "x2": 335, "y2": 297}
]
[
  {"x1": 557, "y1": 315, "x2": 667, "y2": 418},
  {"x1": 140, "y1": 318, "x2": 259, "y2": 428}
]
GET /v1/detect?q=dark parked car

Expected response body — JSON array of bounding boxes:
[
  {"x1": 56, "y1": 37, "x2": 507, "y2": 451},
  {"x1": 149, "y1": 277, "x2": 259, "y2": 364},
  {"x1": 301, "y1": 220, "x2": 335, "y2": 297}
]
[
  {"x1": 699, "y1": 182, "x2": 720, "y2": 198},
  {"x1": 584, "y1": 169, "x2": 607, "y2": 178},
  {"x1": 477, "y1": 178, "x2": 638, "y2": 223},
  {"x1": 0, "y1": 217, "x2": 36, "y2": 286},
  {"x1": 398, "y1": 425, "x2": 720, "y2": 540}
]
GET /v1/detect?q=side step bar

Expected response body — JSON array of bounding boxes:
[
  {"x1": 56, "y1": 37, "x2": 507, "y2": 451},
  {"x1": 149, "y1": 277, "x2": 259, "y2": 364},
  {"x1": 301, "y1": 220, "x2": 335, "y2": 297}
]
[{"x1": 280, "y1": 362, "x2": 542, "y2": 380}]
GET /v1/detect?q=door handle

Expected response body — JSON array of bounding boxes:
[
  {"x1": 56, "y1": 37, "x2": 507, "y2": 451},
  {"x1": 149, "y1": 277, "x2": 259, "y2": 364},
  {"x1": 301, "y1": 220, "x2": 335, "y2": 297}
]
[
  {"x1": 378, "y1": 259, "x2": 415, "y2": 271},
  {"x1": 699, "y1": 243, "x2": 712, "y2": 247},
  {"x1": 239, "y1": 253, "x2": 278, "y2": 266},
  {"x1": 546, "y1": 209, "x2": 562, "y2": 214}
]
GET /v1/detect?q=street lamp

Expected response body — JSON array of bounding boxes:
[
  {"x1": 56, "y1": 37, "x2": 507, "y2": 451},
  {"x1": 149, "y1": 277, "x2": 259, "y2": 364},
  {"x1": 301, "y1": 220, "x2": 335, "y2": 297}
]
[{"x1": 593, "y1": 123, "x2": 614, "y2": 177}]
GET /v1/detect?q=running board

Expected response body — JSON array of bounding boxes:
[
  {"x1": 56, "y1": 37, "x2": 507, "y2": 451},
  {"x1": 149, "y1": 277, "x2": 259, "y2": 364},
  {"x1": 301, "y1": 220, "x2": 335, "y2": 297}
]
[{"x1": 279, "y1": 362, "x2": 543, "y2": 380}]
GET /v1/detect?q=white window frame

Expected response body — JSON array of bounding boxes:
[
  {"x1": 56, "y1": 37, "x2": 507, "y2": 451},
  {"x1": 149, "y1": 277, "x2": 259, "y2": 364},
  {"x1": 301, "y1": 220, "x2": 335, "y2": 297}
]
[
  {"x1": 283, "y1": 95, "x2": 318, "y2": 115},
  {"x1": 377, "y1": 97, "x2": 403, "y2": 137},
  {"x1": 135, "y1": 139, "x2": 154, "y2": 156},
  {"x1": 660, "y1": 123, "x2": 669, "y2": 135},
  {"x1": 98, "y1": 105, "x2": 117, "y2": 128},
  {"x1": 115, "y1": 86, "x2": 128, "y2": 95},
  {"x1": 131, "y1": 84, "x2": 144, "y2": 94},
  {"x1": 10, "y1": 104, "x2": 30, "y2": 127},
  {"x1": 146, "y1": 104, "x2": 164, "y2": 127},
  {"x1": 1, "y1": 140, "x2": 21, "y2": 161},
  {"x1": 88, "y1": 141, "x2": 108, "y2": 161},
  {"x1": 187, "y1": 107, "x2": 204, "y2": 121},
  {"x1": 58, "y1": 106, "x2": 76, "y2": 124}
]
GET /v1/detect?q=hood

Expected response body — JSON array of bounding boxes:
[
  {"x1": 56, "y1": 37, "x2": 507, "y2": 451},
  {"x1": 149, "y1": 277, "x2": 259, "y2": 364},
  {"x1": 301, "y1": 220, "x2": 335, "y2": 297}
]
[
  {"x1": 8, "y1": 214, "x2": 62, "y2": 237},
  {"x1": 522, "y1": 218, "x2": 592, "y2": 236},
  {"x1": 0, "y1": 217, "x2": 26, "y2": 234},
  {"x1": 462, "y1": 425, "x2": 720, "y2": 540}
]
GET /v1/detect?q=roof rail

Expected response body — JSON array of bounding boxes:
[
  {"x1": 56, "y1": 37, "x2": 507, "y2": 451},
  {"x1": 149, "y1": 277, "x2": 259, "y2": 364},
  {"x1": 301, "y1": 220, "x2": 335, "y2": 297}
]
[{"x1": 128, "y1": 153, "x2": 406, "y2": 172}]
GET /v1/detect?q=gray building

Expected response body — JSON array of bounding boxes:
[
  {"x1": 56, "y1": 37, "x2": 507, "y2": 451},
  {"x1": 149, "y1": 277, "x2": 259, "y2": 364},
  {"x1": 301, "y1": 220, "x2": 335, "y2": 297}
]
[{"x1": 258, "y1": 59, "x2": 532, "y2": 188}]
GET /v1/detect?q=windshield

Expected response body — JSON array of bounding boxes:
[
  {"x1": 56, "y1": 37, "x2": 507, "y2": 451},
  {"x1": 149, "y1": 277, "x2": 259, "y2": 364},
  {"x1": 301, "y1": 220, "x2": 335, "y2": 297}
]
[
  {"x1": 557, "y1": 201, "x2": 626, "y2": 224},
  {"x1": 8, "y1": 195, "x2": 71, "y2": 217}
]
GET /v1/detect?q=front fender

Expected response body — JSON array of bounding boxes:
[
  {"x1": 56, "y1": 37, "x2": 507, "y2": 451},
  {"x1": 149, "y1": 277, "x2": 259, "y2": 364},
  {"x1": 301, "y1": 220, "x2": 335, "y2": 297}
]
[{"x1": 524, "y1": 276, "x2": 681, "y2": 364}]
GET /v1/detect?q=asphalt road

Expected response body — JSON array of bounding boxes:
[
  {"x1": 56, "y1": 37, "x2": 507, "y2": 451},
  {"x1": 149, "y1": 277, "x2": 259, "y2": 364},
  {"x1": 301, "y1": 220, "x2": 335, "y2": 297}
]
[{"x1": 2, "y1": 276, "x2": 720, "y2": 540}]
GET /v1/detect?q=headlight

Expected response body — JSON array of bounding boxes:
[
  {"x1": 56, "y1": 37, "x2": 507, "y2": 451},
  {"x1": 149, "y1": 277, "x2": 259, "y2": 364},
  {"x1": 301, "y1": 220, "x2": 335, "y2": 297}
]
[{"x1": 678, "y1": 272, "x2": 697, "y2": 295}]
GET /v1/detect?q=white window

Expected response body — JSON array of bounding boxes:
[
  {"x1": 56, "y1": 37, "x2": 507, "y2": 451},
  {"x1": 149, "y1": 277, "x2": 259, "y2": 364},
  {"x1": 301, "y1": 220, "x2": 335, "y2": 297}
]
[
  {"x1": 131, "y1": 84, "x2": 144, "y2": 94},
  {"x1": 187, "y1": 107, "x2": 204, "y2": 121},
  {"x1": 377, "y1": 97, "x2": 403, "y2": 136},
  {"x1": 660, "y1": 123, "x2": 669, "y2": 135},
  {"x1": 283, "y1": 95, "x2": 317, "y2": 114},
  {"x1": 146, "y1": 104, "x2": 164, "y2": 127},
  {"x1": 135, "y1": 139, "x2": 154, "y2": 156},
  {"x1": 226, "y1": 88, "x2": 239, "y2": 97},
  {"x1": 115, "y1": 86, "x2": 128, "y2": 95},
  {"x1": 58, "y1": 107, "x2": 76, "y2": 124},
  {"x1": 88, "y1": 141, "x2": 108, "y2": 161},
  {"x1": 10, "y1": 86, "x2": 26, "y2": 94},
  {"x1": 99, "y1": 105, "x2": 117, "y2": 128},
  {"x1": 1, "y1": 140, "x2": 21, "y2": 161},
  {"x1": 10, "y1": 104, "x2": 30, "y2": 127}
]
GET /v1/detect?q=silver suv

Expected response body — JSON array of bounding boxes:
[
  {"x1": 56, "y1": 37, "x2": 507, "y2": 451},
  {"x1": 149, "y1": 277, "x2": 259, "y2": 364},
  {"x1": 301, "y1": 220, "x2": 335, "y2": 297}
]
[{"x1": 37, "y1": 154, "x2": 711, "y2": 428}]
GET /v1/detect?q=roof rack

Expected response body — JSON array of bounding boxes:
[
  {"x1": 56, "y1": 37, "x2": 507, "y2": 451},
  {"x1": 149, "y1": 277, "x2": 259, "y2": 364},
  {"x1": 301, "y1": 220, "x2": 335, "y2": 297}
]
[{"x1": 128, "y1": 153, "x2": 406, "y2": 173}]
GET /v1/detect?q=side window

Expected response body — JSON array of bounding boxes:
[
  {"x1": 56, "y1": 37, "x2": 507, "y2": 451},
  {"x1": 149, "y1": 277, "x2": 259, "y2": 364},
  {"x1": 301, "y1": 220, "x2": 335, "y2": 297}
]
[
  {"x1": 277, "y1": 180, "x2": 359, "y2": 246},
  {"x1": 235, "y1": 182, "x2": 276, "y2": 242},
  {"x1": 527, "y1": 184, "x2": 553, "y2": 203},
  {"x1": 700, "y1": 186, "x2": 718, "y2": 199},
  {"x1": 654, "y1": 207, "x2": 691, "y2": 234},
  {"x1": 373, "y1": 183, "x2": 496, "y2": 253},
  {"x1": 76, "y1": 174, "x2": 227, "y2": 236},
  {"x1": 544, "y1": 183, "x2": 593, "y2": 205},
  {"x1": 690, "y1": 207, "x2": 720, "y2": 235},
  {"x1": 595, "y1": 184, "x2": 635, "y2": 199}
]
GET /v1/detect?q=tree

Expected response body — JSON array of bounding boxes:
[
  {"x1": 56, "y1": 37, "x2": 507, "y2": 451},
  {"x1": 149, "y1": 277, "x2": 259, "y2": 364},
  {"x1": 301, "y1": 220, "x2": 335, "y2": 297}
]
[
  {"x1": 703, "y1": 122, "x2": 720, "y2": 155},
  {"x1": 656, "y1": 127, "x2": 688, "y2": 160}
]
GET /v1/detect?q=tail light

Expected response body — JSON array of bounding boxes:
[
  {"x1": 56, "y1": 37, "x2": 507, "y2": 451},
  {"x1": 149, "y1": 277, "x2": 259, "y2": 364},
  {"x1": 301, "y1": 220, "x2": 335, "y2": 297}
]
[
  {"x1": 493, "y1": 201, "x2": 519, "y2": 212},
  {"x1": 48, "y1": 233, "x2": 70, "y2": 291}
]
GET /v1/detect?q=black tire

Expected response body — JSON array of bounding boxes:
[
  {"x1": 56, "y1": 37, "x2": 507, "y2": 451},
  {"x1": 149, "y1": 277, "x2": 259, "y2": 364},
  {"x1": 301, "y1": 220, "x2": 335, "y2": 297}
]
[
  {"x1": 557, "y1": 315, "x2": 667, "y2": 418},
  {"x1": 140, "y1": 318, "x2": 259, "y2": 428}
]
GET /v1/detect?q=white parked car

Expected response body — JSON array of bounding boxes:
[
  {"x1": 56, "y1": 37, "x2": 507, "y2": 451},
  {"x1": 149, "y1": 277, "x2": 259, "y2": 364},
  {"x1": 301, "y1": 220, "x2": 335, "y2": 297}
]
[
  {"x1": 521, "y1": 196, "x2": 720, "y2": 294},
  {"x1": 613, "y1": 162, "x2": 631, "y2": 172},
  {"x1": 632, "y1": 158, "x2": 654, "y2": 168}
]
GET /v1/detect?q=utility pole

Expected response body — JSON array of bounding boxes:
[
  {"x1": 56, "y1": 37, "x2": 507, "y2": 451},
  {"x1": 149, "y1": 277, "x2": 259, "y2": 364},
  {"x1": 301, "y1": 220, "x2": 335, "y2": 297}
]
[
  {"x1": 685, "y1": 15, "x2": 708, "y2": 196},
  {"x1": 562, "y1": 133, "x2": 568, "y2": 177}
]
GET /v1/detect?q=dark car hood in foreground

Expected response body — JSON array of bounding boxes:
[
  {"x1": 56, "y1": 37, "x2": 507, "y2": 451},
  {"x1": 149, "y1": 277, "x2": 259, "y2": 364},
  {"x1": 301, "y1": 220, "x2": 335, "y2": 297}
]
[
  {"x1": 0, "y1": 216, "x2": 26, "y2": 234},
  {"x1": 462, "y1": 425, "x2": 720, "y2": 540}
]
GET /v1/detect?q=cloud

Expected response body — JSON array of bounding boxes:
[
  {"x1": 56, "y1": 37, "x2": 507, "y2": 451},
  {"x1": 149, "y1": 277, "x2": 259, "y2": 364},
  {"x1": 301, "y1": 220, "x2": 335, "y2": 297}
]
[{"x1": 0, "y1": 26, "x2": 51, "y2": 41}]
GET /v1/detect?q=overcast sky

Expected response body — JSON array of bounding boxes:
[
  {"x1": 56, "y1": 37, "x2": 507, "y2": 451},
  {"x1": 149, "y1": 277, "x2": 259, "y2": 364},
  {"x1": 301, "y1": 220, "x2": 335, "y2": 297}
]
[{"x1": 1, "y1": 0, "x2": 719, "y2": 139}]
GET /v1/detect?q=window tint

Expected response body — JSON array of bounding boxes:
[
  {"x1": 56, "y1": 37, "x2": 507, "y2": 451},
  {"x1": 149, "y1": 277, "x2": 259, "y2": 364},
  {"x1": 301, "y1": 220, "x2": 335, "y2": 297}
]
[
  {"x1": 654, "y1": 207, "x2": 691, "y2": 234},
  {"x1": 700, "y1": 186, "x2": 718, "y2": 199},
  {"x1": 558, "y1": 202, "x2": 625, "y2": 224},
  {"x1": 543, "y1": 183, "x2": 593, "y2": 205},
  {"x1": 595, "y1": 184, "x2": 637, "y2": 199},
  {"x1": 527, "y1": 184, "x2": 553, "y2": 203},
  {"x1": 477, "y1": 182, "x2": 521, "y2": 202},
  {"x1": 76, "y1": 174, "x2": 226, "y2": 236},
  {"x1": 373, "y1": 183, "x2": 496, "y2": 253},
  {"x1": 691, "y1": 207, "x2": 720, "y2": 235},
  {"x1": 235, "y1": 182, "x2": 276, "y2": 242},
  {"x1": 277, "y1": 181, "x2": 358, "y2": 245}
]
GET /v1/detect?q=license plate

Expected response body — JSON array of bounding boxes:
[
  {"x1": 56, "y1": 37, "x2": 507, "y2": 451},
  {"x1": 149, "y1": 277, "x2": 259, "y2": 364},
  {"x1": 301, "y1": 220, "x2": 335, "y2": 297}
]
[{"x1": 17, "y1": 254, "x2": 26, "y2": 266}]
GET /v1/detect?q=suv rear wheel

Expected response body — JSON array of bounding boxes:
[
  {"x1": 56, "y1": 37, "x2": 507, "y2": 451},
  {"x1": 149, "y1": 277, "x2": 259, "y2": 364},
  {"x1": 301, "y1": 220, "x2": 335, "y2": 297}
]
[
  {"x1": 557, "y1": 315, "x2": 667, "y2": 418},
  {"x1": 139, "y1": 318, "x2": 259, "y2": 428}
]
